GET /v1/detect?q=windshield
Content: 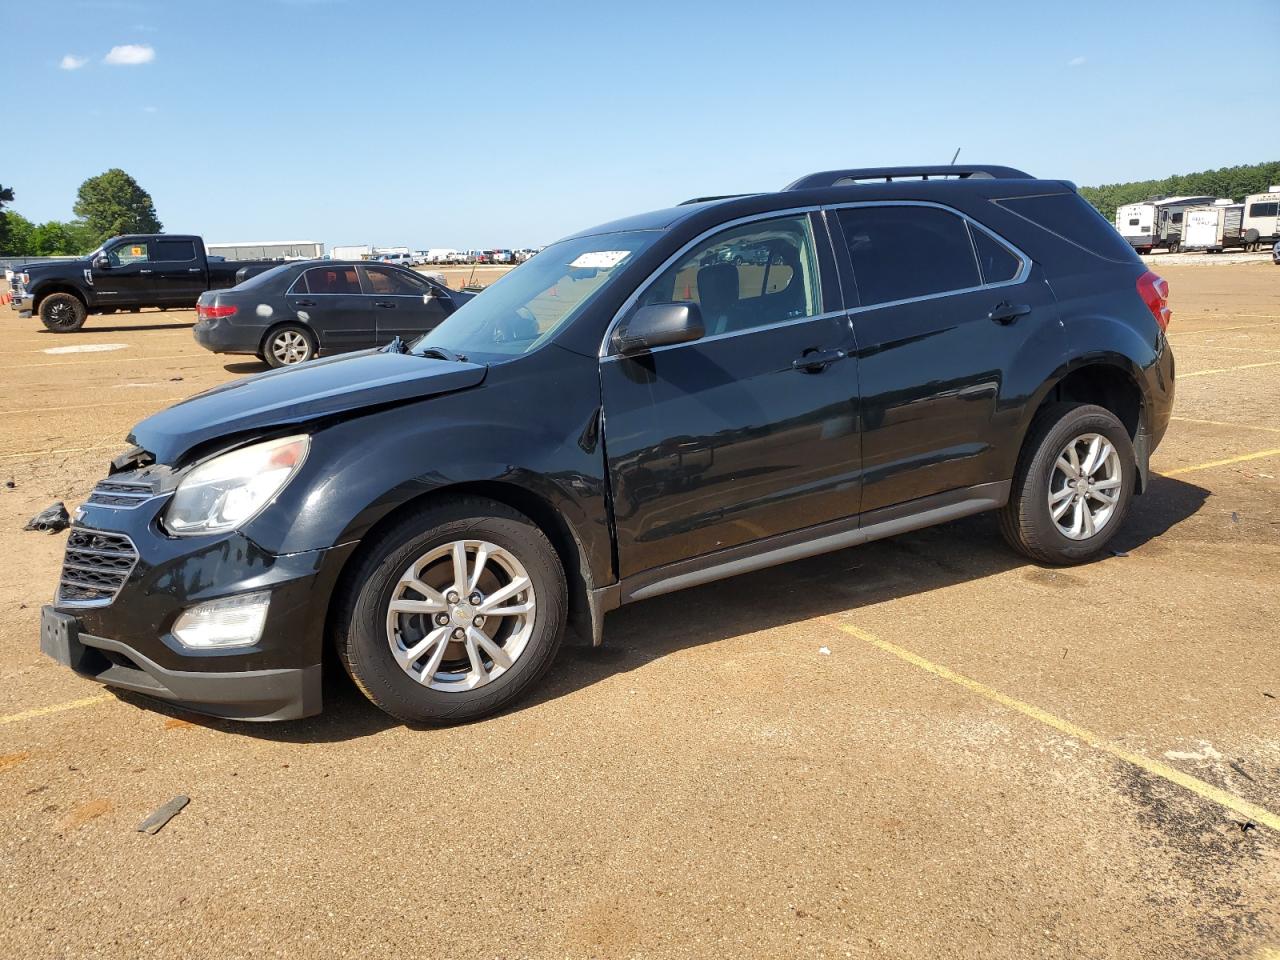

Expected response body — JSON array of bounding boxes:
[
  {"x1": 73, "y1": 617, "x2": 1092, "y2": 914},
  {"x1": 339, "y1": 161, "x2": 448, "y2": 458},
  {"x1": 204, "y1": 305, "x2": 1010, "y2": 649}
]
[{"x1": 412, "y1": 230, "x2": 658, "y2": 361}]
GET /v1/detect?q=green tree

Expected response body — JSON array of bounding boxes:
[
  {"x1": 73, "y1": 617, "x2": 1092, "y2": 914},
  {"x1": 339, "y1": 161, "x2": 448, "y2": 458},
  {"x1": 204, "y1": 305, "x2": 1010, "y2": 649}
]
[
  {"x1": 0, "y1": 182, "x2": 14, "y2": 254},
  {"x1": 1, "y1": 210, "x2": 34, "y2": 257},
  {"x1": 72, "y1": 168, "x2": 162, "y2": 243},
  {"x1": 31, "y1": 220, "x2": 76, "y2": 256},
  {"x1": 1080, "y1": 160, "x2": 1280, "y2": 221}
]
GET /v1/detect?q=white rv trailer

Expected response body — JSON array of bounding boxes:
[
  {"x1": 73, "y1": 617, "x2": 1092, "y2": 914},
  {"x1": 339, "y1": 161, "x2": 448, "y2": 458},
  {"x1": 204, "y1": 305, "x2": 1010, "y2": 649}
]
[
  {"x1": 1114, "y1": 196, "x2": 1218, "y2": 253},
  {"x1": 1241, "y1": 187, "x2": 1280, "y2": 251},
  {"x1": 1180, "y1": 203, "x2": 1244, "y2": 253},
  {"x1": 330, "y1": 244, "x2": 374, "y2": 261}
]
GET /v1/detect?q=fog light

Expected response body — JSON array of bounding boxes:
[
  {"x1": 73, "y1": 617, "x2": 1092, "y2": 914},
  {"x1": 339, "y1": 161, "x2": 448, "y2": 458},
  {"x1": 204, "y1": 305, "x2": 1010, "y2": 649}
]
[{"x1": 171, "y1": 591, "x2": 270, "y2": 649}]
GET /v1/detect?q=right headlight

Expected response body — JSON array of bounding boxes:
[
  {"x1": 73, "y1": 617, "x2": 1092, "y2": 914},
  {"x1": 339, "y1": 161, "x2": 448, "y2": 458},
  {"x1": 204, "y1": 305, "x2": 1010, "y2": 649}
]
[{"x1": 162, "y1": 434, "x2": 310, "y2": 537}]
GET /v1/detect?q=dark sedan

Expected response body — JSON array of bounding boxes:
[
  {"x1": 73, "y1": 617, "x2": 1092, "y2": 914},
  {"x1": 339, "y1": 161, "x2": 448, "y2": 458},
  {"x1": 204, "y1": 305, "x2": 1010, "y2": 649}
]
[{"x1": 193, "y1": 260, "x2": 472, "y2": 367}]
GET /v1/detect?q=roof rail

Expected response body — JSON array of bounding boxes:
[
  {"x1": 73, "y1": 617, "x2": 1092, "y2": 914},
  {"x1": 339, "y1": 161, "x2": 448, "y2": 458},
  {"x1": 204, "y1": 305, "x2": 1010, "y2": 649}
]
[
  {"x1": 783, "y1": 165, "x2": 1034, "y2": 191},
  {"x1": 678, "y1": 193, "x2": 758, "y2": 206}
]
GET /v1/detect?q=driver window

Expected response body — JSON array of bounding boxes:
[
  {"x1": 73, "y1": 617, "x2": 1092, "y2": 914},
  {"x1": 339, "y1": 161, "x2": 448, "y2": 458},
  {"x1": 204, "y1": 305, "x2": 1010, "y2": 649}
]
[
  {"x1": 109, "y1": 241, "x2": 151, "y2": 266},
  {"x1": 637, "y1": 215, "x2": 821, "y2": 336}
]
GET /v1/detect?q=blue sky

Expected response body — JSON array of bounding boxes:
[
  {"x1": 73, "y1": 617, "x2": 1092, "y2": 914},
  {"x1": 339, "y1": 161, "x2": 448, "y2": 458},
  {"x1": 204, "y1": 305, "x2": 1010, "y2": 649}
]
[{"x1": 6, "y1": 0, "x2": 1279, "y2": 249}]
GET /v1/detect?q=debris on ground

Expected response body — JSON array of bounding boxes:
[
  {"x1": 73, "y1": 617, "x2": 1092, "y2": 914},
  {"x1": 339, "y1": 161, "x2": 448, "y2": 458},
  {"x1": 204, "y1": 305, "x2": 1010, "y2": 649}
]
[
  {"x1": 818, "y1": 646, "x2": 831, "y2": 656},
  {"x1": 4, "y1": 479, "x2": 14, "y2": 489},
  {"x1": 1110, "y1": 549, "x2": 1129, "y2": 557},
  {"x1": 136, "y1": 795, "x2": 189, "y2": 835},
  {"x1": 23, "y1": 502, "x2": 70, "y2": 534},
  {"x1": 168, "y1": 376, "x2": 183, "y2": 382}
]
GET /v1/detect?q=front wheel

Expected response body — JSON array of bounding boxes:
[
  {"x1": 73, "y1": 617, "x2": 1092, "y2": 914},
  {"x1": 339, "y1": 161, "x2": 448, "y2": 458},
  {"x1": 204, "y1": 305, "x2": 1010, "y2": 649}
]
[
  {"x1": 335, "y1": 497, "x2": 568, "y2": 724},
  {"x1": 39, "y1": 293, "x2": 87, "y2": 332},
  {"x1": 998, "y1": 403, "x2": 1135, "y2": 565}
]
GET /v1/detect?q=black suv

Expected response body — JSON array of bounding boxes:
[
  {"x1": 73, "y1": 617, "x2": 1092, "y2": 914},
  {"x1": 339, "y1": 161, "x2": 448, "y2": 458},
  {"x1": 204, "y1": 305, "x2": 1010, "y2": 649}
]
[{"x1": 40, "y1": 165, "x2": 1175, "y2": 724}]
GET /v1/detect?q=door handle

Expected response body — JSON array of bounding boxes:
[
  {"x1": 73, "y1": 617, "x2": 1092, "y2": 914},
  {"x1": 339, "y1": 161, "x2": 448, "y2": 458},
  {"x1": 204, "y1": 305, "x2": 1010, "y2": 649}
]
[
  {"x1": 989, "y1": 302, "x2": 1031, "y2": 325},
  {"x1": 791, "y1": 347, "x2": 847, "y2": 373},
  {"x1": 374, "y1": 300, "x2": 397, "y2": 308},
  {"x1": 187, "y1": 268, "x2": 201, "y2": 273},
  {"x1": 139, "y1": 269, "x2": 153, "y2": 275},
  {"x1": 294, "y1": 298, "x2": 316, "y2": 307}
]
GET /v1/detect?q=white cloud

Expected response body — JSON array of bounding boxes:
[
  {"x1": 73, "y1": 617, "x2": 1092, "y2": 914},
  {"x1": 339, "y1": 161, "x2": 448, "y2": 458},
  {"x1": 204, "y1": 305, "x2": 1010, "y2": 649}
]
[
  {"x1": 1067, "y1": 56, "x2": 1086, "y2": 67},
  {"x1": 104, "y1": 43, "x2": 155, "y2": 66},
  {"x1": 59, "y1": 54, "x2": 88, "y2": 70}
]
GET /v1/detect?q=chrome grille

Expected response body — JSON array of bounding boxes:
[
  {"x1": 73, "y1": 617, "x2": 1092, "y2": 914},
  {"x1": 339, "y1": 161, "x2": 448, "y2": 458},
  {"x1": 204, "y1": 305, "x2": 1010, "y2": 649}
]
[
  {"x1": 58, "y1": 529, "x2": 139, "y2": 605},
  {"x1": 87, "y1": 478, "x2": 155, "y2": 508}
]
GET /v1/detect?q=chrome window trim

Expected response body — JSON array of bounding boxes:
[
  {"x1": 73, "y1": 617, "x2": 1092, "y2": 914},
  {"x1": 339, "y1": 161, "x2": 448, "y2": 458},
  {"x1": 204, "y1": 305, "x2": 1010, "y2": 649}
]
[
  {"x1": 598, "y1": 205, "x2": 823, "y2": 358},
  {"x1": 597, "y1": 201, "x2": 1032, "y2": 358}
]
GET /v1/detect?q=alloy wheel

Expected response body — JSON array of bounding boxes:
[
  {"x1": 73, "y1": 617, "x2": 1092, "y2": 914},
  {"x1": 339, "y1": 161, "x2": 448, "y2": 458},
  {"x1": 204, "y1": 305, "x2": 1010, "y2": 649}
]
[
  {"x1": 271, "y1": 330, "x2": 310, "y2": 364},
  {"x1": 385, "y1": 540, "x2": 536, "y2": 692},
  {"x1": 46, "y1": 301, "x2": 76, "y2": 329},
  {"x1": 1047, "y1": 432, "x2": 1122, "y2": 540}
]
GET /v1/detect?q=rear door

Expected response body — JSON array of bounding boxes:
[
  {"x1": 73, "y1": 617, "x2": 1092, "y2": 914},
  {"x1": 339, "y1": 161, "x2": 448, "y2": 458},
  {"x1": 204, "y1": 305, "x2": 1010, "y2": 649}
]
[
  {"x1": 150, "y1": 237, "x2": 204, "y2": 304},
  {"x1": 359, "y1": 265, "x2": 450, "y2": 344},
  {"x1": 830, "y1": 202, "x2": 1060, "y2": 513},
  {"x1": 285, "y1": 265, "x2": 374, "y2": 351}
]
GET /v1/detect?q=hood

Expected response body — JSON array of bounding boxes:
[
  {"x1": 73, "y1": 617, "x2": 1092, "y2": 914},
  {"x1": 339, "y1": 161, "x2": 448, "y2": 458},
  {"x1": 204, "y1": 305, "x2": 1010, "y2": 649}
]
[
  {"x1": 17, "y1": 257, "x2": 91, "y2": 276},
  {"x1": 129, "y1": 349, "x2": 487, "y2": 464}
]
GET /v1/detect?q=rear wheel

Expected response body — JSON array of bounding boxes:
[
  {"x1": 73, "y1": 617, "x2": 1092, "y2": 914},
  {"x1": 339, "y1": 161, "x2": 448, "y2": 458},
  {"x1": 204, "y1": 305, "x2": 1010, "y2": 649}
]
[
  {"x1": 998, "y1": 403, "x2": 1135, "y2": 565},
  {"x1": 262, "y1": 323, "x2": 316, "y2": 367},
  {"x1": 38, "y1": 293, "x2": 87, "y2": 332},
  {"x1": 335, "y1": 497, "x2": 568, "y2": 724},
  {"x1": 1167, "y1": 241, "x2": 1180, "y2": 254}
]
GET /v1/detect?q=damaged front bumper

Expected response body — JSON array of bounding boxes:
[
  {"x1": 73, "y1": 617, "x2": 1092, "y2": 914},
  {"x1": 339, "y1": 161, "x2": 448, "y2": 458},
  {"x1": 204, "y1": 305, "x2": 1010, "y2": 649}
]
[{"x1": 40, "y1": 472, "x2": 357, "y2": 722}]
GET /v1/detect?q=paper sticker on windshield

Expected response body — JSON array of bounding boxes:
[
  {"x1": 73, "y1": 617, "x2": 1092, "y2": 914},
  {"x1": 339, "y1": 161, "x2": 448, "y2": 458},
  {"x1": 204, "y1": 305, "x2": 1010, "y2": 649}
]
[{"x1": 569, "y1": 251, "x2": 630, "y2": 270}]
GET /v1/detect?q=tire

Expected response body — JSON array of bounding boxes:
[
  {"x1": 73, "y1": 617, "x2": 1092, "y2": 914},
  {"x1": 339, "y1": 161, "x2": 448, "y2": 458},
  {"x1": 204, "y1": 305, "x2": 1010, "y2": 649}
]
[
  {"x1": 334, "y1": 497, "x2": 568, "y2": 724},
  {"x1": 998, "y1": 403, "x2": 1136, "y2": 566},
  {"x1": 1167, "y1": 241, "x2": 1180, "y2": 254},
  {"x1": 262, "y1": 323, "x2": 316, "y2": 367},
  {"x1": 38, "y1": 293, "x2": 87, "y2": 332}
]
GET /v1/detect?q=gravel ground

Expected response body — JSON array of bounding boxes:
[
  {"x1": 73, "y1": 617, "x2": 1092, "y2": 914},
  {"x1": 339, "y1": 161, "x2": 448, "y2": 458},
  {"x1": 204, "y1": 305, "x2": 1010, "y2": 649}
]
[{"x1": 0, "y1": 263, "x2": 1277, "y2": 959}]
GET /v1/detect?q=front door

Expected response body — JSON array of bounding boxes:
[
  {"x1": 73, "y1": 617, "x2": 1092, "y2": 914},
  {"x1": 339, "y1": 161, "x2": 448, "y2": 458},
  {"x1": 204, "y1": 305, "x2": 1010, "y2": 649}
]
[
  {"x1": 601, "y1": 212, "x2": 860, "y2": 579},
  {"x1": 285, "y1": 265, "x2": 374, "y2": 352},
  {"x1": 359, "y1": 265, "x2": 451, "y2": 344},
  {"x1": 150, "y1": 237, "x2": 205, "y2": 304},
  {"x1": 831, "y1": 203, "x2": 1061, "y2": 513},
  {"x1": 92, "y1": 239, "x2": 153, "y2": 305}
]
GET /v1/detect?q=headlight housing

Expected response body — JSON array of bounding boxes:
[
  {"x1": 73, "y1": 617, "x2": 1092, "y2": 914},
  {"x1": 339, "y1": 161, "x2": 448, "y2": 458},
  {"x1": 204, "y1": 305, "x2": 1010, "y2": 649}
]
[{"x1": 162, "y1": 434, "x2": 309, "y2": 536}]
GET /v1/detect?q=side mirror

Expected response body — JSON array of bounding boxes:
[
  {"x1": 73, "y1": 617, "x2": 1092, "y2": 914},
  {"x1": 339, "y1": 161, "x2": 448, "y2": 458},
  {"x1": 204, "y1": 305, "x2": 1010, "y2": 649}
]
[
  {"x1": 423, "y1": 286, "x2": 444, "y2": 303},
  {"x1": 613, "y1": 302, "x2": 704, "y2": 355},
  {"x1": 93, "y1": 256, "x2": 111, "y2": 270}
]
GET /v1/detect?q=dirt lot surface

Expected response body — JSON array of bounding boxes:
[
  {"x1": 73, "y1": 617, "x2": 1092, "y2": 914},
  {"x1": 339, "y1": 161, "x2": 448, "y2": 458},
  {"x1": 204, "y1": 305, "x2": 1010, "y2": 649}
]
[{"x1": 1, "y1": 262, "x2": 1278, "y2": 959}]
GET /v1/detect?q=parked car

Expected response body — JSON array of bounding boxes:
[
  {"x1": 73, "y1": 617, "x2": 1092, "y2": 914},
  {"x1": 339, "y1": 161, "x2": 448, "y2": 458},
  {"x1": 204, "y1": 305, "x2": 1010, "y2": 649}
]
[
  {"x1": 40, "y1": 163, "x2": 1174, "y2": 726},
  {"x1": 192, "y1": 260, "x2": 470, "y2": 367},
  {"x1": 7, "y1": 234, "x2": 281, "y2": 331},
  {"x1": 377, "y1": 252, "x2": 414, "y2": 268}
]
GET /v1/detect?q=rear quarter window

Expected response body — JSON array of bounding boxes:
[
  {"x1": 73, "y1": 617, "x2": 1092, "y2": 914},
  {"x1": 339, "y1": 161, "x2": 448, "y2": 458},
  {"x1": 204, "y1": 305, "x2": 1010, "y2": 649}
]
[{"x1": 996, "y1": 193, "x2": 1139, "y2": 263}]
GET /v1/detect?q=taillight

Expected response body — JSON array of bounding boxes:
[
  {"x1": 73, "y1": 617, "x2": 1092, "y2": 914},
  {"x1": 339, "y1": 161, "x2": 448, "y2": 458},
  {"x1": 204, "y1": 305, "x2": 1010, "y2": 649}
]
[
  {"x1": 196, "y1": 303, "x2": 238, "y2": 320},
  {"x1": 1136, "y1": 270, "x2": 1171, "y2": 331}
]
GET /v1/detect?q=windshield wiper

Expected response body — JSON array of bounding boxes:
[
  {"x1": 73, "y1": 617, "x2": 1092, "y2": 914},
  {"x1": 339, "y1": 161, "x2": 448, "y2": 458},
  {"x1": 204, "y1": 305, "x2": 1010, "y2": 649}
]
[{"x1": 414, "y1": 344, "x2": 469, "y2": 363}]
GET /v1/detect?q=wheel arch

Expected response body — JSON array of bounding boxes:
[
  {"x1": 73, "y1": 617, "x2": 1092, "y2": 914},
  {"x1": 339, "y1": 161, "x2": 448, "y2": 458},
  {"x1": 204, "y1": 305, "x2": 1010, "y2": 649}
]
[
  {"x1": 1018, "y1": 355, "x2": 1149, "y2": 491},
  {"x1": 258, "y1": 318, "x2": 318, "y2": 357},
  {"x1": 32, "y1": 282, "x2": 89, "y2": 313},
  {"x1": 325, "y1": 479, "x2": 602, "y2": 656}
]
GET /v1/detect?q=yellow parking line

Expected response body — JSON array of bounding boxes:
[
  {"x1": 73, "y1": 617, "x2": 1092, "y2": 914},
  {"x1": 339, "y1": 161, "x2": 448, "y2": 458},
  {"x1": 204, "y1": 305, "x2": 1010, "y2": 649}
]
[
  {"x1": 0, "y1": 693, "x2": 114, "y2": 726},
  {"x1": 826, "y1": 620, "x2": 1280, "y2": 833},
  {"x1": 0, "y1": 353, "x2": 195, "y2": 371},
  {"x1": 1180, "y1": 360, "x2": 1280, "y2": 378},
  {"x1": 0, "y1": 442, "x2": 121, "y2": 463},
  {"x1": 1170, "y1": 416, "x2": 1280, "y2": 435},
  {"x1": 1164, "y1": 448, "x2": 1280, "y2": 477}
]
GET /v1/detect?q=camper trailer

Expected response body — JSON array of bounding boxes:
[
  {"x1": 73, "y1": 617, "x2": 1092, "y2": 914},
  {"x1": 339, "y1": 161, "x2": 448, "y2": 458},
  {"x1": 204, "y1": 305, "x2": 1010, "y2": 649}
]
[
  {"x1": 1115, "y1": 196, "x2": 1218, "y2": 253},
  {"x1": 1180, "y1": 202, "x2": 1244, "y2": 253},
  {"x1": 1241, "y1": 188, "x2": 1280, "y2": 251}
]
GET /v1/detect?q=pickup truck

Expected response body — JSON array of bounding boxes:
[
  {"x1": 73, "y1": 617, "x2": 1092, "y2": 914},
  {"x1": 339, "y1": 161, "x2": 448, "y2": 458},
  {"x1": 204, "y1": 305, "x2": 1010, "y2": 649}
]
[{"x1": 6, "y1": 233, "x2": 283, "y2": 332}]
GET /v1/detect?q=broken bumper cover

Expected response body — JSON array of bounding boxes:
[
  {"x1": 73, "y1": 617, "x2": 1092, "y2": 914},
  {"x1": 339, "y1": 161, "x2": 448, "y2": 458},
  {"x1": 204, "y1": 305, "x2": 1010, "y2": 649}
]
[
  {"x1": 41, "y1": 606, "x2": 320, "y2": 721},
  {"x1": 192, "y1": 316, "x2": 262, "y2": 355}
]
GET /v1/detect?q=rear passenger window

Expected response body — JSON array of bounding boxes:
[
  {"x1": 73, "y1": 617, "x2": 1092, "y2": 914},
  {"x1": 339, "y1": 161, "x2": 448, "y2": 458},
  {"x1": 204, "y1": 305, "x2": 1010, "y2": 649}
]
[
  {"x1": 154, "y1": 239, "x2": 197, "y2": 261},
  {"x1": 636, "y1": 215, "x2": 822, "y2": 337},
  {"x1": 997, "y1": 193, "x2": 1139, "y2": 263},
  {"x1": 837, "y1": 206, "x2": 979, "y2": 306},
  {"x1": 969, "y1": 225, "x2": 1021, "y2": 284},
  {"x1": 302, "y1": 266, "x2": 360, "y2": 295},
  {"x1": 290, "y1": 271, "x2": 309, "y2": 295}
]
